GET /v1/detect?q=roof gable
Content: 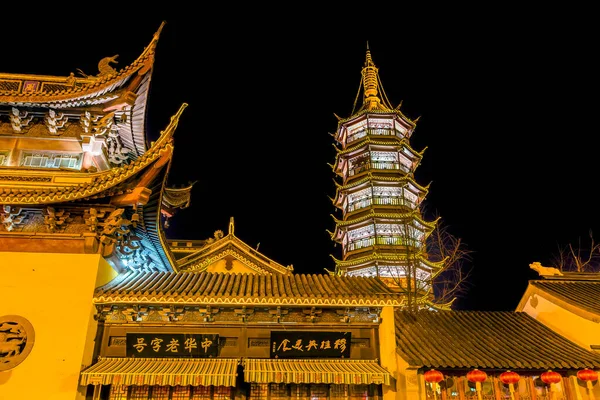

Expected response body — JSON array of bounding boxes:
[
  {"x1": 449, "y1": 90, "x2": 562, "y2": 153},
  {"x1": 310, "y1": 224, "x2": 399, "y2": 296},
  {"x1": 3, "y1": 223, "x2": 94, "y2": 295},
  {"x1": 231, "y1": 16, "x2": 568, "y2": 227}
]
[{"x1": 171, "y1": 217, "x2": 293, "y2": 275}]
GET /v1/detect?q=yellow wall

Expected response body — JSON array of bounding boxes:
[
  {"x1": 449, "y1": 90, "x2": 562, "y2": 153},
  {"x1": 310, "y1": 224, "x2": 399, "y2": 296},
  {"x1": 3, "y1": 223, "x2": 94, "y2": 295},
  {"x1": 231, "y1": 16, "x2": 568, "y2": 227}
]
[
  {"x1": 0, "y1": 252, "x2": 115, "y2": 400},
  {"x1": 379, "y1": 306, "x2": 399, "y2": 400},
  {"x1": 520, "y1": 293, "x2": 600, "y2": 350}
]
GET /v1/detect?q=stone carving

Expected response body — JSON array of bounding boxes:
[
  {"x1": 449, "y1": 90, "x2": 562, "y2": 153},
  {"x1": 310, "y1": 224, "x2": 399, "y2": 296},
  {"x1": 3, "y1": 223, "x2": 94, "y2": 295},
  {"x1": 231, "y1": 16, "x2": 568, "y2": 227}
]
[
  {"x1": 0, "y1": 315, "x2": 35, "y2": 372},
  {"x1": 98, "y1": 55, "x2": 119, "y2": 76},
  {"x1": 529, "y1": 261, "x2": 563, "y2": 277},
  {"x1": 1, "y1": 205, "x2": 27, "y2": 231},
  {"x1": 45, "y1": 109, "x2": 68, "y2": 135},
  {"x1": 10, "y1": 107, "x2": 34, "y2": 133}
]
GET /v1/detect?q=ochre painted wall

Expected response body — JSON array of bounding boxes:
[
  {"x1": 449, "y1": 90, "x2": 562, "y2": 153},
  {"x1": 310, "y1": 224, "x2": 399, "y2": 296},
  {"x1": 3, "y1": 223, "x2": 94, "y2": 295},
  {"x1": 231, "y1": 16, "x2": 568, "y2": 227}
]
[
  {"x1": 0, "y1": 252, "x2": 115, "y2": 400},
  {"x1": 520, "y1": 293, "x2": 600, "y2": 350}
]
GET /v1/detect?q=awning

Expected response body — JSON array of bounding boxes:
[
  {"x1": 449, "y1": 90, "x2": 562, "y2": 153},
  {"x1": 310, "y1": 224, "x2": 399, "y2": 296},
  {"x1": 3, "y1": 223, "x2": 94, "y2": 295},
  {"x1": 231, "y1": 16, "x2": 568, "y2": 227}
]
[
  {"x1": 244, "y1": 359, "x2": 391, "y2": 385},
  {"x1": 80, "y1": 357, "x2": 239, "y2": 387}
]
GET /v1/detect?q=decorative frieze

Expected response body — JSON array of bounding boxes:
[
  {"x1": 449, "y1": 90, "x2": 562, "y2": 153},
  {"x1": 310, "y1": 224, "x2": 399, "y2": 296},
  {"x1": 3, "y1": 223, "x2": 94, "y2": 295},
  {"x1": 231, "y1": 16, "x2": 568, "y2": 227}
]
[{"x1": 96, "y1": 304, "x2": 382, "y2": 326}]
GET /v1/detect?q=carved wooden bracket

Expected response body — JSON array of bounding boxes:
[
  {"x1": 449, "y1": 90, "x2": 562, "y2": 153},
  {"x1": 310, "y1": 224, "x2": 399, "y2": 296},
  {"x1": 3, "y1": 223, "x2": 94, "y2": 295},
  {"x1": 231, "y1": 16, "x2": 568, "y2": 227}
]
[
  {"x1": 269, "y1": 306, "x2": 289, "y2": 323},
  {"x1": 199, "y1": 306, "x2": 219, "y2": 322},
  {"x1": 303, "y1": 307, "x2": 323, "y2": 323},
  {"x1": 234, "y1": 306, "x2": 254, "y2": 323}
]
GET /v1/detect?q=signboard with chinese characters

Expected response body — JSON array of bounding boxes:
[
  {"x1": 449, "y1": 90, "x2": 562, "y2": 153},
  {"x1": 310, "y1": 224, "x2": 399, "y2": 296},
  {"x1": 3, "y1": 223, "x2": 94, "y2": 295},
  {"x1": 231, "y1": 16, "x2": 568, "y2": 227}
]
[
  {"x1": 126, "y1": 333, "x2": 219, "y2": 358},
  {"x1": 270, "y1": 331, "x2": 351, "y2": 359}
]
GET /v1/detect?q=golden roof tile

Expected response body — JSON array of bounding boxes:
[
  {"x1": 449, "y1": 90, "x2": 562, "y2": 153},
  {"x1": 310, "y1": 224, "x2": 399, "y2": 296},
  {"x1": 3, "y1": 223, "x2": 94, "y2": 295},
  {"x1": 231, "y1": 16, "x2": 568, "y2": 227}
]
[{"x1": 93, "y1": 271, "x2": 405, "y2": 307}]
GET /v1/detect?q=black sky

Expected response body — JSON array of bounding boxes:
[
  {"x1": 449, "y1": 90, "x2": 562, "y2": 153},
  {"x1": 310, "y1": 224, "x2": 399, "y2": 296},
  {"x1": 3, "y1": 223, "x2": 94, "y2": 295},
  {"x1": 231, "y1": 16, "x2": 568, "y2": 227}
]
[{"x1": 2, "y1": 10, "x2": 598, "y2": 311}]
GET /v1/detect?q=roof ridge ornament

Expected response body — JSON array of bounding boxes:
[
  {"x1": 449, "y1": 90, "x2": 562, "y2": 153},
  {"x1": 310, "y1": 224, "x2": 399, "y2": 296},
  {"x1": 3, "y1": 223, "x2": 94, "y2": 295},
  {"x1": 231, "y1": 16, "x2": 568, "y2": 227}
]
[{"x1": 229, "y1": 216, "x2": 235, "y2": 235}]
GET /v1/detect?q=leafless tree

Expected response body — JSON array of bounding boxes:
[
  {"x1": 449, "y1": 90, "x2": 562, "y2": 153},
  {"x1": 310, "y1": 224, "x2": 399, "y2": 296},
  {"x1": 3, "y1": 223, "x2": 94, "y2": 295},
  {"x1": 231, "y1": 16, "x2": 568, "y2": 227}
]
[
  {"x1": 427, "y1": 217, "x2": 474, "y2": 307},
  {"x1": 380, "y1": 213, "x2": 473, "y2": 311},
  {"x1": 551, "y1": 229, "x2": 600, "y2": 272}
]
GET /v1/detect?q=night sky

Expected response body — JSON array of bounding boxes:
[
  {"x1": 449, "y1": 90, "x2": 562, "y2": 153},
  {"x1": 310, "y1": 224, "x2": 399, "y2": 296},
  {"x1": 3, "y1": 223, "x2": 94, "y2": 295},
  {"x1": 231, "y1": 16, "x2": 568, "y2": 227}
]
[{"x1": 2, "y1": 11, "x2": 598, "y2": 311}]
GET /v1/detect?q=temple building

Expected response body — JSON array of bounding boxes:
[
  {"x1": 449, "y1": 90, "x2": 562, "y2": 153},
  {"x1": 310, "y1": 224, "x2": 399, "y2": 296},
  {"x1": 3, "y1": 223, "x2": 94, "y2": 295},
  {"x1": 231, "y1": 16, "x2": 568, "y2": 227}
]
[{"x1": 1, "y1": 21, "x2": 600, "y2": 400}]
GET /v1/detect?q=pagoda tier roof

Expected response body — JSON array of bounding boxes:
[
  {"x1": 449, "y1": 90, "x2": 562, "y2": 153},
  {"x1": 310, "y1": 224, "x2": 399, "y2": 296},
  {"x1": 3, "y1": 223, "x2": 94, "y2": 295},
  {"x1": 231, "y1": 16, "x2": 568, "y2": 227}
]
[
  {"x1": 330, "y1": 209, "x2": 437, "y2": 234},
  {"x1": 0, "y1": 103, "x2": 187, "y2": 205},
  {"x1": 173, "y1": 217, "x2": 293, "y2": 275},
  {"x1": 334, "y1": 137, "x2": 424, "y2": 159},
  {"x1": 331, "y1": 252, "x2": 444, "y2": 271},
  {"x1": 0, "y1": 22, "x2": 165, "y2": 160},
  {"x1": 162, "y1": 182, "x2": 195, "y2": 211},
  {"x1": 333, "y1": 174, "x2": 429, "y2": 192},
  {"x1": 93, "y1": 271, "x2": 405, "y2": 307},
  {"x1": 0, "y1": 22, "x2": 164, "y2": 107},
  {"x1": 395, "y1": 309, "x2": 600, "y2": 370}
]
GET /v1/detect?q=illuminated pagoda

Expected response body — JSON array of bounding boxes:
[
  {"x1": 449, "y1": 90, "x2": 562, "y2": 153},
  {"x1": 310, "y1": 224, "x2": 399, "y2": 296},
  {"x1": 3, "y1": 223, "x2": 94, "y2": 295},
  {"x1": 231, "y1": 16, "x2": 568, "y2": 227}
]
[{"x1": 329, "y1": 45, "x2": 443, "y2": 296}]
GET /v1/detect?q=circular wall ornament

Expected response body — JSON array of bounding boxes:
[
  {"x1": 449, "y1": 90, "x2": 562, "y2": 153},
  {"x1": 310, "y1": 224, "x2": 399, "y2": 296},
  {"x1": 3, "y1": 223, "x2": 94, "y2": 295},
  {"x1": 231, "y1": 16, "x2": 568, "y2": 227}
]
[{"x1": 0, "y1": 315, "x2": 35, "y2": 371}]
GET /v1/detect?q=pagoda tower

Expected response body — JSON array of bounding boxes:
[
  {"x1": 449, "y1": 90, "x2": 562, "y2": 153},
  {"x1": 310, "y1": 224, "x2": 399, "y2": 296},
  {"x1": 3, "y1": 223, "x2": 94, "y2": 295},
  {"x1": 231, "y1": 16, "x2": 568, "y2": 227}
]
[{"x1": 329, "y1": 46, "x2": 443, "y2": 297}]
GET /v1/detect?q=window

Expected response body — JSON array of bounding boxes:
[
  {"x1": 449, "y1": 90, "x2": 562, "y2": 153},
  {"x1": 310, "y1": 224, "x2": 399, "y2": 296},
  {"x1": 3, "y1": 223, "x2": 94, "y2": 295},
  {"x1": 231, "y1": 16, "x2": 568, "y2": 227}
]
[{"x1": 21, "y1": 152, "x2": 81, "y2": 169}]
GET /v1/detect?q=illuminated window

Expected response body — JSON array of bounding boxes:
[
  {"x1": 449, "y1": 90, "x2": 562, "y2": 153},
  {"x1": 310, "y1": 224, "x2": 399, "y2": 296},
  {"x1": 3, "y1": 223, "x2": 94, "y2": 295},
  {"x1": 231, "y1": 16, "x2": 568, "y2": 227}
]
[
  {"x1": 108, "y1": 385, "x2": 128, "y2": 400},
  {"x1": 171, "y1": 386, "x2": 191, "y2": 400},
  {"x1": 130, "y1": 385, "x2": 149, "y2": 399},
  {"x1": 21, "y1": 152, "x2": 81, "y2": 169},
  {"x1": 151, "y1": 385, "x2": 170, "y2": 400},
  {"x1": 0, "y1": 151, "x2": 8, "y2": 166}
]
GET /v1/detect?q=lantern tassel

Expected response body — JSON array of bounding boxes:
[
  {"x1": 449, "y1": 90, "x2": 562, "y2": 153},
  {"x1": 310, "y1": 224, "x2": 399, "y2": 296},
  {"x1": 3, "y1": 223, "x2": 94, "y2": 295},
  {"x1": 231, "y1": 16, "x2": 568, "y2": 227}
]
[
  {"x1": 476, "y1": 382, "x2": 483, "y2": 400},
  {"x1": 587, "y1": 381, "x2": 596, "y2": 400},
  {"x1": 508, "y1": 383, "x2": 516, "y2": 400}
]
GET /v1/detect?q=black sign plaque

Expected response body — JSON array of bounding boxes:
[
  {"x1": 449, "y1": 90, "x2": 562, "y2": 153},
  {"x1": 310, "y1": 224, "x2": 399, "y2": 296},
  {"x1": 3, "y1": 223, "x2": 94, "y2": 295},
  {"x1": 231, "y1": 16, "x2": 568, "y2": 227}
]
[
  {"x1": 270, "y1": 331, "x2": 351, "y2": 358},
  {"x1": 126, "y1": 333, "x2": 219, "y2": 358}
]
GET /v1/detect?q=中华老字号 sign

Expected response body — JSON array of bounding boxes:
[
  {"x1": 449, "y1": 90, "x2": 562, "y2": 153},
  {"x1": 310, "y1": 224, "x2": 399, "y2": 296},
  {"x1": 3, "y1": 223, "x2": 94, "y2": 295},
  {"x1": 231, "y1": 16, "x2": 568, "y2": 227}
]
[{"x1": 126, "y1": 333, "x2": 219, "y2": 358}]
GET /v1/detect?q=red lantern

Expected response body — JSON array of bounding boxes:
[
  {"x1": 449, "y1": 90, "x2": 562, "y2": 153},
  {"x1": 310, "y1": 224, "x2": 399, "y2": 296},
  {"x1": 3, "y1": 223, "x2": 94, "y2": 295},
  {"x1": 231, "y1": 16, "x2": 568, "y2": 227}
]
[
  {"x1": 424, "y1": 369, "x2": 444, "y2": 383},
  {"x1": 577, "y1": 369, "x2": 599, "y2": 382},
  {"x1": 500, "y1": 371, "x2": 520, "y2": 385},
  {"x1": 467, "y1": 369, "x2": 488, "y2": 383},
  {"x1": 541, "y1": 370, "x2": 562, "y2": 384}
]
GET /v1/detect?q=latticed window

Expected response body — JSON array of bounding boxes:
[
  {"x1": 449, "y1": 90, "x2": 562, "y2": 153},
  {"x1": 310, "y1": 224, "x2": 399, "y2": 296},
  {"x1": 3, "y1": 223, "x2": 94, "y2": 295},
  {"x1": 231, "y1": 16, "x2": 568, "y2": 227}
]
[
  {"x1": 21, "y1": 152, "x2": 81, "y2": 169},
  {"x1": 250, "y1": 383, "x2": 268, "y2": 399},
  {"x1": 190, "y1": 385, "x2": 212, "y2": 400},
  {"x1": 269, "y1": 383, "x2": 289, "y2": 399},
  {"x1": 213, "y1": 386, "x2": 232, "y2": 400},
  {"x1": 171, "y1": 385, "x2": 191, "y2": 400},
  {"x1": 130, "y1": 385, "x2": 150, "y2": 399},
  {"x1": 150, "y1": 385, "x2": 170, "y2": 400},
  {"x1": 108, "y1": 385, "x2": 128, "y2": 400},
  {"x1": 0, "y1": 151, "x2": 8, "y2": 166}
]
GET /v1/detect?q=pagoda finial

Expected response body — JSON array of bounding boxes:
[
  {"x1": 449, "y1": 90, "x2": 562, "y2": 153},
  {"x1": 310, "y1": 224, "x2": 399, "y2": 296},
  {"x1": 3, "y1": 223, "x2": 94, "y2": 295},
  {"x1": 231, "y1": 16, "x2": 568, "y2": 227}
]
[
  {"x1": 361, "y1": 44, "x2": 382, "y2": 110},
  {"x1": 229, "y1": 216, "x2": 235, "y2": 235}
]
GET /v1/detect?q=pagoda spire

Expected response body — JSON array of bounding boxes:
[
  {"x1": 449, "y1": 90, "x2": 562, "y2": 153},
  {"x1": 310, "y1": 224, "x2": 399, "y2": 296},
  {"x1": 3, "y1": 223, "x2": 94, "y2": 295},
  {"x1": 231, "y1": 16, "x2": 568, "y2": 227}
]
[
  {"x1": 362, "y1": 44, "x2": 381, "y2": 111},
  {"x1": 359, "y1": 44, "x2": 394, "y2": 112}
]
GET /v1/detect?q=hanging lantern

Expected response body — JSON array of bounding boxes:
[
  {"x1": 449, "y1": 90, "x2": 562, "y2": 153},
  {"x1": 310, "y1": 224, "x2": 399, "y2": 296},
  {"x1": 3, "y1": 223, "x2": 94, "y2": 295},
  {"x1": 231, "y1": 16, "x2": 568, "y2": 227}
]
[
  {"x1": 578, "y1": 369, "x2": 599, "y2": 382},
  {"x1": 500, "y1": 371, "x2": 520, "y2": 400},
  {"x1": 424, "y1": 369, "x2": 444, "y2": 400},
  {"x1": 467, "y1": 369, "x2": 487, "y2": 383},
  {"x1": 577, "y1": 369, "x2": 598, "y2": 399},
  {"x1": 467, "y1": 369, "x2": 487, "y2": 400},
  {"x1": 424, "y1": 369, "x2": 444, "y2": 383},
  {"x1": 500, "y1": 371, "x2": 520, "y2": 385},
  {"x1": 541, "y1": 370, "x2": 562, "y2": 385}
]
